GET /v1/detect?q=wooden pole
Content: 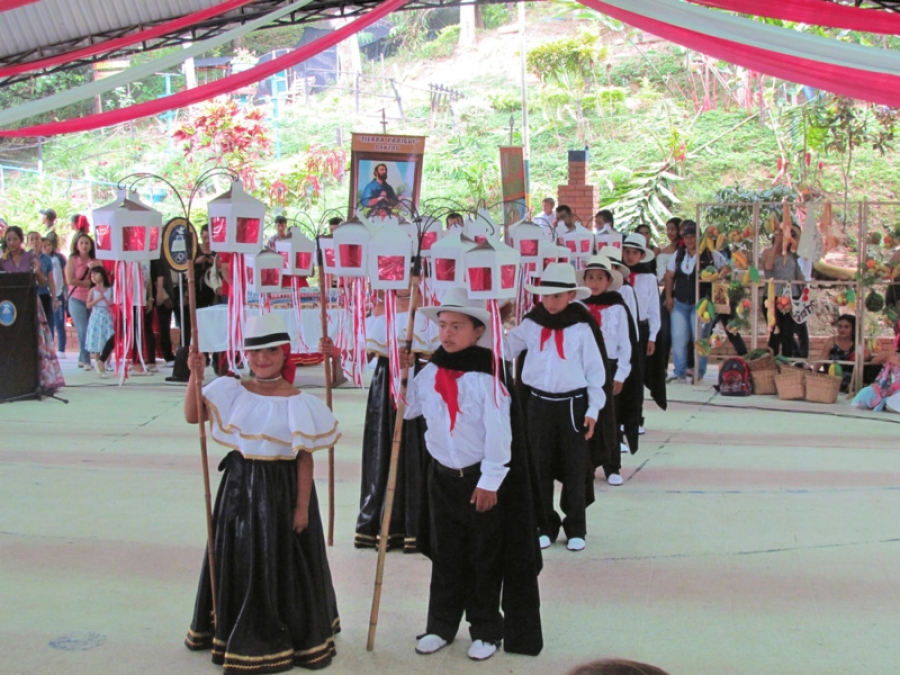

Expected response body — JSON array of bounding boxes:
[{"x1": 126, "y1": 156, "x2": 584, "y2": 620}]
[
  {"x1": 367, "y1": 271, "x2": 420, "y2": 652},
  {"x1": 317, "y1": 252, "x2": 336, "y2": 547},
  {"x1": 185, "y1": 258, "x2": 218, "y2": 626}
]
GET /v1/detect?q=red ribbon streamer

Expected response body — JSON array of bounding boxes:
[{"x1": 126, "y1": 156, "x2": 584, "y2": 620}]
[
  {"x1": 434, "y1": 366, "x2": 465, "y2": 432},
  {"x1": 0, "y1": 1, "x2": 37, "y2": 12},
  {"x1": 0, "y1": 0, "x2": 255, "y2": 78},
  {"x1": 689, "y1": 0, "x2": 900, "y2": 35},
  {"x1": 0, "y1": 0, "x2": 408, "y2": 137},
  {"x1": 540, "y1": 327, "x2": 566, "y2": 360},
  {"x1": 578, "y1": 0, "x2": 900, "y2": 109}
]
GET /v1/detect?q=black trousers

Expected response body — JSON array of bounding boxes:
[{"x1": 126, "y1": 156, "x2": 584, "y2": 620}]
[
  {"x1": 426, "y1": 464, "x2": 504, "y2": 644},
  {"x1": 526, "y1": 390, "x2": 588, "y2": 540},
  {"x1": 38, "y1": 294, "x2": 52, "y2": 323},
  {"x1": 768, "y1": 311, "x2": 808, "y2": 358},
  {"x1": 717, "y1": 311, "x2": 748, "y2": 355},
  {"x1": 156, "y1": 303, "x2": 175, "y2": 362}
]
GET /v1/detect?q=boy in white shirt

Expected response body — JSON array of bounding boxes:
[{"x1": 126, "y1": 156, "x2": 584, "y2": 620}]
[
  {"x1": 507, "y1": 264, "x2": 606, "y2": 552},
  {"x1": 406, "y1": 287, "x2": 542, "y2": 662}
]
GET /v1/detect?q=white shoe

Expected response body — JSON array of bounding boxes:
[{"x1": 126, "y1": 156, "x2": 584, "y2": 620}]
[
  {"x1": 620, "y1": 442, "x2": 630, "y2": 454},
  {"x1": 639, "y1": 426, "x2": 646, "y2": 435},
  {"x1": 567, "y1": 537, "x2": 586, "y2": 551},
  {"x1": 607, "y1": 474, "x2": 624, "y2": 486},
  {"x1": 538, "y1": 535, "x2": 551, "y2": 549},
  {"x1": 467, "y1": 640, "x2": 498, "y2": 661},
  {"x1": 667, "y1": 376, "x2": 688, "y2": 384},
  {"x1": 415, "y1": 634, "x2": 448, "y2": 655}
]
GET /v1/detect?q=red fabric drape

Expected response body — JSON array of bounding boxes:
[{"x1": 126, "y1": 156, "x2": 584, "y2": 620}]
[
  {"x1": 0, "y1": 0, "x2": 255, "y2": 78},
  {"x1": 0, "y1": 0, "x2": 407, "y2": 138},
  {"x1": 580, "y1": 0, "x2": 900, "y2": 108},
  {"x1": 689, "y1": 0, "x2": 900, "y2": 35},
  {"x1": 0, "y1": 0, "x2": 38, "y2": 12}
]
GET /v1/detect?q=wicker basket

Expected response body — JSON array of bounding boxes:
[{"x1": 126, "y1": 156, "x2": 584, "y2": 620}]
[
  {"x1": 750, "y1": 368, "x2": 776, "y2": 395},
  {"x1": 774, "y1": 367, "x2": 806, "y2": 400},
  {"x1": 746, "y1": 348, "x2": 776, "y2": 372},
  {"x1": 804, "y1": 371, "x2": 842, "y2": 404}
]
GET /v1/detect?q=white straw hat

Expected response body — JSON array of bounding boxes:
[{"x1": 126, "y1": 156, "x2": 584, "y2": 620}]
[
  {"x1": 597, "y1": 245, "x2": 629, "y2": 272},
  {"x1": 525, "y1": 262, "x2": 591, "y2": 300},
  {"x1": 420, "y1": 286, "x2": 493, "y2": 335},
  {"x1": 243, "y1": 313, "x2": 291, "y2": 350},
  {"x1": 576, "y1": 255, "x2": 623, "y2": 291},
  {"x1": 622, "y1": 232, "x2": 655, "y2": 261}
]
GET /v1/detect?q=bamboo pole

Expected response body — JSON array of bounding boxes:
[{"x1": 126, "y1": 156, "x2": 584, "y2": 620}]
[
  {"x1": 367, "y1": 270, "x2": 420, "y2": 652},
  {"x1": 185, "y1": 258, "x2": 218, "y2": 626},
  {"x1": 751, "y1": 202, "x2": 760, "y2": 351},
  {"x1": 316, "y1": 251, "x2": 336, "y2": 547}
]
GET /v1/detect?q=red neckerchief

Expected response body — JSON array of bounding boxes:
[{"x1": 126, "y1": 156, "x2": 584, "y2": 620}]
[
  {"x1": 434, "y1": 366, "x2": 465, "y2": 431},
  {"x1": 628, "y1": 272, "x2": 637, "y2": 287},
  {"x1": 587, "y1": 303, "x2": 612, "y2": 328},
  {"x1": 539, "y1": 327, "x2": 566, "y2": 359}
]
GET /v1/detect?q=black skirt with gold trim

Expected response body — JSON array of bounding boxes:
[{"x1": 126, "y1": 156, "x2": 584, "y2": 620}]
[
  {"x1": 354, "y1": 357, "x2": 427, "y2": 553},
  {"x1": 185, "y1": 451, "x2": 340, "y2": 672}
]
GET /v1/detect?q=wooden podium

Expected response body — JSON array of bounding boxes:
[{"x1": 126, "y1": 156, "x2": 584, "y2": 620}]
[{"x1": 0, "y1": 272, "x2": 40, "y2": 403}]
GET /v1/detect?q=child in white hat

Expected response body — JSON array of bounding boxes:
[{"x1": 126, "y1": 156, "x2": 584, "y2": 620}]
[
  {"x1": 405, "y1": 287, "x2": 542, "y2": 662},
  {"x1": 506, "y1": 263, "x2": 607, "y2": 552}
]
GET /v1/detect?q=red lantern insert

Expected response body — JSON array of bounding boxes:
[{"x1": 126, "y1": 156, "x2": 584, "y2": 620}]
[
  {"x1": 236, "y1": 217, "x2": 261, "y2": 244},
  {"x1": 469, "y1": 267, "x2": 492, "y2": 292},
  {"x1": 339, "y1": 244, "x2": 363, "y2": 269},
  {"x1": 96, "y1": 225, "x2": 112, "y2": 250},
  {"x1": 261, "y1": 268, "x2": 280, "y2": 286},
  {"x1": 211, "y1": 216, "x2": 227, "y2": 243},
  {"x1": 501, "y1": 264, "x2": 516, "y2": 289},
  {"x1": 245, "y1": 266, "x2": 254, "y2": 284},
  {"x1": 475, "y1": 235, "x2": 488, "y2": 244},
  {"x1": 149, "y1": 227, "x2": 160, "y2": 251},
  {"x1": 565, "y1": 240, "x2": 577, "y2": 253},
  {"x1": 279, "y1": 251, "x2": 289, "y2": 266},
  {"x1": 519, "y1": 239, "x2": 538, "y2": 256},
  {"x1": 377, "y1": 255, "x2": 406, "y2": 281},
  {"x1": 580, "y1": 239, "x2": 591, "y2": 253},
  {"x1": 122, "y1": 226, "x2": 146, "y2": 252},
  {"x1": 296, "y1": 252, "x2": 312, "y2": 269},
  {"x1": 434, "y1": 258, "x2": 456, "y2": 281},
  {"x1": 421, "y1": 231, "x2": 438, "y2": 251},
  {"x1": 325, "y1": 248, "x2": 335, "y2": 267}
]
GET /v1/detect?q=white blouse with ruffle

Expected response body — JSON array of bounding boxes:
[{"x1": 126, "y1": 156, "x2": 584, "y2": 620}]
[
  {"x1": 365, "y1": 311, "x2": 439, "y2": 357},
  {"x1": 203, "y1": 377, "x2": 341, "y2": 460}
]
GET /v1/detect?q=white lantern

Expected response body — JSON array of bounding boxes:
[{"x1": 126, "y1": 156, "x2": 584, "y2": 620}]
[
  {"x1": 208, "y1": 179, "x2": 267, "y2": 254},
  {"x1": 275, "y1": 226, "x2": 316, "y2": 277},
  {"x1": 429, "y1": 232, "x2": 476, "y2": 290},
  {"x1": 92, "y1": 189, "x2": 163, "y2": 262},
  {"x1": 245, "y1": 250, "x2": 284, "y2": 294},
  {"x1": 463, "y1": 209, "x2": 498, "y2": 245},
  {"x1": 594, "y1": 230, "x2": 624, "y2": 253},
  {"x1": 332, "y1": 219, "x2": 370, "y2": 278},
  {"x1": 508, "y1": 220, "x2": 548, "y2": 266},
  {"x1": 556, "y1": 245, "x2": 572, "y2": 265},
  {"x1": 368, "y1": 224, "x2": 413, "y2": 291},
  {"x1": 539, "y1": 239, "x2": 559, "y2": 272},
  {"x1": 559, "y1": 223, "x2": 594, "y2": 260},
  {"x1": 463, "y1": 239, "x2": 521, "y2": 300},
  {"x1": 400, "y1": 216, "x2": 443, "y2": 258}
]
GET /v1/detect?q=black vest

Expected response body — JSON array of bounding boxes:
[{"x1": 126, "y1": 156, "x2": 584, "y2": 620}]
[{"x1": 673, "y1": 247, "x2": 713, "y2": 305}]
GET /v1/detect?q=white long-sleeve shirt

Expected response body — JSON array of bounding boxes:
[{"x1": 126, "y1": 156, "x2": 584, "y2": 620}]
[
  {"x1": 628, "y1": 272, "x2": 661, "y2": 341},
  {"x1": 405, "y1": 364, "x2": 511, "y2": 492},
  {"x1": 506, "y1": 318, "x2": 606, "y2": 421},
  {"x1": 617, "y1": 283, "x2": 640, "y2": 333},
  {"x1": 592, "y1": 304, "x2": 632, "y2": 384}
]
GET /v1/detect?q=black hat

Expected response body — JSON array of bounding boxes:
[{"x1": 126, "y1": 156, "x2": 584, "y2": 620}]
[{"x1": 40, "y1": 208, "x2": 57, "y2": 220}]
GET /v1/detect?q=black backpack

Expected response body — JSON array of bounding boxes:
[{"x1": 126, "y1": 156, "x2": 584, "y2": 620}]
[{"x1": 717, "y1": 357, "x2": 751, "y2": 397}]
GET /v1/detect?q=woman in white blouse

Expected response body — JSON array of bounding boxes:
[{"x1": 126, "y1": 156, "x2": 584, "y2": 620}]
[{"x1": 182, "y1": 313, "x2": 342, "y2": 673}]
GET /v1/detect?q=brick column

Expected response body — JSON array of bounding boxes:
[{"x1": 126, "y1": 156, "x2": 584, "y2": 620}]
[{"x1": 557, "y1": 149, "x2": 598, "y2": 227}]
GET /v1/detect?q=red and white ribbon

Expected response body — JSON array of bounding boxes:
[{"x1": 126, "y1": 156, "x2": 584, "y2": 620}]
[{"x1": 384, "y1": 289, "x2": 405, "y2": 407}]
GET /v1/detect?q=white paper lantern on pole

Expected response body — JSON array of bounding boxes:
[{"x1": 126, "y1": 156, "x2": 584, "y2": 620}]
[
  {"x1": 368, "y1": 224, "x2": 413, "y2": 291},
  {"x1": 319, "y1": 236, "x2": 337, "y2": 275},
  {"x1": 539, "y1": 239, "x2": 559, "y2": 272},
  {"x1": 559, "y1": 223, "x2": 594, "y2": 260},
  {"x1": 463, "y1": 239, "x2": 521, "y2": 300},
  {"x1": 594, "y1": 230, "x2": 624, "y2": 253},
  {"x1": 275, "y1": 227, "x2": 316, "y2": 277},
  {"x1": 245, "y1": 250, "x2": 284, "y2": 294},
  {"x1": 508, "y1": 220, "x2": 548, "y2": 266},
  {"x1": 332, "y1": 219, "x2": 370, "y2": 278},
  {"x1": 429, "y1": 232, "x2": 476, "y2": 289},
  {"x1": 208, "y1": 179, "x2": 267, "y2": 254},
  {"x1": 556, "y1": 245, "x2": 572, "y2": 265},
  {"x1": 463, "y1": 209, "x2": 498, "y2": 245},
  {"x1": 92, "y1": 189, "x2": 163, "y2": 262}
]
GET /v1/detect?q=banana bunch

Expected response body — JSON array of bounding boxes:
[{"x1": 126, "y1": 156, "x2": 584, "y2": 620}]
[
  {"x1": 828, "y1": 362, "x2": 843, "y2": 378},
  {"x1": 695, "y1": 298, "x2": 712, "y2": 323},
  {"x1": 700, "y1": 265, "x2": 719, "y2": 282},
  {"x1": 732, "y1": 251, "x2": 749, "y2": 269},
  {"x1": 699, "y1": 231, "x2": 718, "y2": 255}
]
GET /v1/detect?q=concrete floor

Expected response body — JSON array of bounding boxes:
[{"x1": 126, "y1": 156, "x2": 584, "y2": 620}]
[{"x1": 2, "y1": 357, "x2": 899, "y2": 675}]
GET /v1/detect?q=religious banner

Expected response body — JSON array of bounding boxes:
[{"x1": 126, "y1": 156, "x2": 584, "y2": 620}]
[
  {"x1": 499, "y1": 146, "x2": 527, "y2": 227},
  {"x1": 349, "y1": 134, "x2": 426, "y2": 219}
]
